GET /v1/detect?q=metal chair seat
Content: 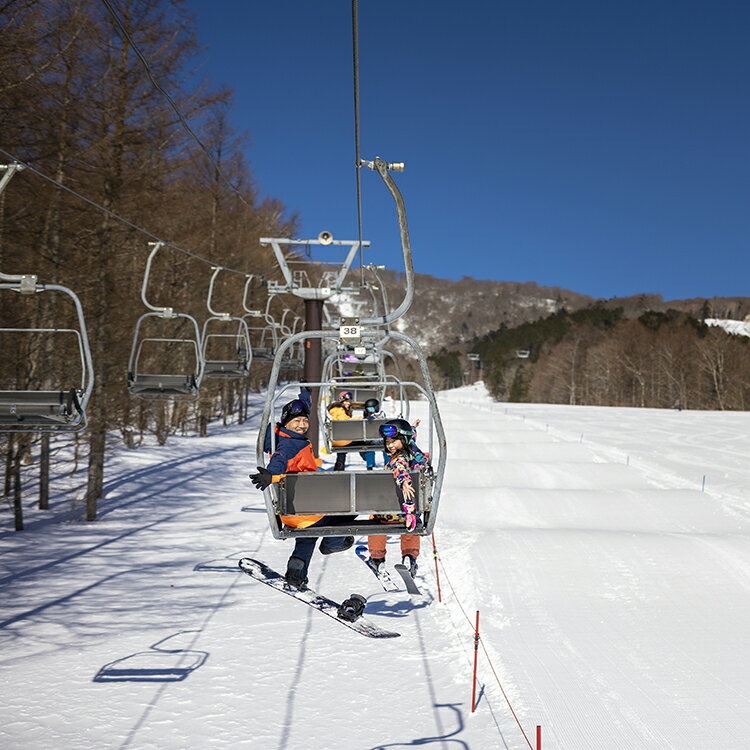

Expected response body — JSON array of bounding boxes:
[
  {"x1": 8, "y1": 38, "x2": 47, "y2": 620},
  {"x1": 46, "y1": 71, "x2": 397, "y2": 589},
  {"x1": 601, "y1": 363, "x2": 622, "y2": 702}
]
[
  {"x1": 128, "y1": 373, "x2": 198, "y2": 396},
  {"x1": 0, "y1": 389, "x2": 82, "y2": 425},
  {"x1": 204, "y1": 360, "x2": 249, "y2": 378}
]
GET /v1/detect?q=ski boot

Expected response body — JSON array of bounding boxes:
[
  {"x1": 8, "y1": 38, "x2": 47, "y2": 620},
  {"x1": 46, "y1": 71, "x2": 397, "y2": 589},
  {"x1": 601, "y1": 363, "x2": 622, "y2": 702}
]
[
  {"x1": 337, "y1": 593, "x2": 367, "y2": 622},
  {"x1": 402, "y1": 554, "x2": 418, "y2": 578},
  {"x1": 367, "y1": 556, "x2": 386, "y2": 574},
  {"x1": 284, "y1": 556, "x2": 309, "y2": 590},
  {"x1": 320, "y1": 536, "x2": 354, "y2": 555}
]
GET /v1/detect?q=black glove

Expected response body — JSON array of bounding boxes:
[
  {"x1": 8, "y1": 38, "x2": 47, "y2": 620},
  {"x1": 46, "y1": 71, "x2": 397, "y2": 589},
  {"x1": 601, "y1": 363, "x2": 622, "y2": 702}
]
[
  {"x1": 249, "y1": 467, "x2": 272, "y2": 490},
  {"x1": 299, "y1": 377, "x2": 312, "y2": 396}
]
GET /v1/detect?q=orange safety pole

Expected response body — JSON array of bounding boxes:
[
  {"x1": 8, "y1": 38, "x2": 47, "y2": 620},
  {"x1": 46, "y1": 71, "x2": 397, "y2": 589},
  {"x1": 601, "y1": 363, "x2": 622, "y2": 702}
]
[
  {"x1": 471, "y1": 610, "x2": 480, "y2": 712},
  {"x1": 431, "y1": 532, "x2": 442, "y2": 603},
  {"x1": 536, "y1": 725, "x2": 541, "y2": 749}
]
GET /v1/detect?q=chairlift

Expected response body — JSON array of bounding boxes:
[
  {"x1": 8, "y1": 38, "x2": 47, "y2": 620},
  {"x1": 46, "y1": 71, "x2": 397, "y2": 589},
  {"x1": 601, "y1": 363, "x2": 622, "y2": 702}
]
[
  {"x1": 257, "y1": 329, "x2": 446, "y2": 539},
  {"x1": 0, "y1": 273, "x2": 94, "y2": 431},
  {"x1": 320, "y1": 366, "x2": 410, "y2": 456},
  {"x1": 200, "y1": 267, "x2": 252, "y2": 379},
  {"x1": 242, "y1": 289, "x2": 280, "y2": 362},
  {"x1": 127, "y1": 243, "x2": 204, "y2": 399}
]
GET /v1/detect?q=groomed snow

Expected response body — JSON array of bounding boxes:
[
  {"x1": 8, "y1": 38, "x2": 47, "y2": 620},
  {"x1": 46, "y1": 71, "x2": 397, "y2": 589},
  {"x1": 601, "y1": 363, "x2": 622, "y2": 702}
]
[{"x1": 2, "y1": 384, "x2": 750, "y2": 749}]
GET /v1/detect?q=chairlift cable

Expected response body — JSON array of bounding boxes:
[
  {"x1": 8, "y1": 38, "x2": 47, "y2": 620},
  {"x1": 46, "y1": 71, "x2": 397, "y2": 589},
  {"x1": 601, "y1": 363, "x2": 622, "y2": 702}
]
[
  {"x1": 99, "y1": 0, "x2": 273, "y2": 236},
  {"x1": 0, "y1": 146, "x2": 249, "y2": 278},
  {"x1": 352, "y1": 0, "x2": 365, "y2": 286}
]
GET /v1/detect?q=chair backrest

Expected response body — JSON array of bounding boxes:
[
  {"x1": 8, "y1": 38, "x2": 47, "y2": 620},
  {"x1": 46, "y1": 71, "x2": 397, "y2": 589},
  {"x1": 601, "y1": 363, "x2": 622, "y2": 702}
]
[
  {"x1": 279, "y1": 470, "x2": 422, "y2": 515},
  {"x1": 330, "y1": 418, "x2": 389, "y2": 442}
]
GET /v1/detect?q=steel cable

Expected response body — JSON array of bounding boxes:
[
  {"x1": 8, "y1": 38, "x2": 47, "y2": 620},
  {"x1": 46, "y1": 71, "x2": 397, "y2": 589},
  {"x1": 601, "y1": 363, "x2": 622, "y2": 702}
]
[
  {"x1": 352, "y1": 0, "x2": 365, "y2": 285},
  {"x1": 0, "y1": 146, "x2": 250, "y2": 277},
  {"x1": 100, "y1": 0, "x2": 273, "y2": 235}
]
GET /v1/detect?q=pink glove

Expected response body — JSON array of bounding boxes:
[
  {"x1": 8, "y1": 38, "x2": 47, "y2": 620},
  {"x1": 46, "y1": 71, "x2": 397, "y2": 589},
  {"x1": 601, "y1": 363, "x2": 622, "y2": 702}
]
[{"x1": 402, "y1": 503, "x2": 417, "y2": 532}]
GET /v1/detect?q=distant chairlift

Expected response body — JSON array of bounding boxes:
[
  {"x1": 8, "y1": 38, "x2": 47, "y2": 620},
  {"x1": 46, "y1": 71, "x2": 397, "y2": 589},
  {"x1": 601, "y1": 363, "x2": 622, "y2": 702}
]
[
  {"x1": 200, "y1": 267, "x2": 252, "y2": 379},
  {"x1": 0, "y1": 272, "x2": 94, "y2": 430},
  {"x1": 127, "y1": 242, "x2": 204, "y2": 399},
  {"x1": 321, "y1": 348, "x2": 409, "y2": 455},
  {"x1": 242, "y1": 283, "x2": 279, "y2": 362}
]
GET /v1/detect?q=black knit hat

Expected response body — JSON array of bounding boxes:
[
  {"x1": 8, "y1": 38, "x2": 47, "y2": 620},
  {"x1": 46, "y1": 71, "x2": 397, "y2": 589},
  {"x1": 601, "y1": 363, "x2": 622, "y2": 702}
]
[{"x1": 280, "y1": 398, "x2": 310, "y2": 427}]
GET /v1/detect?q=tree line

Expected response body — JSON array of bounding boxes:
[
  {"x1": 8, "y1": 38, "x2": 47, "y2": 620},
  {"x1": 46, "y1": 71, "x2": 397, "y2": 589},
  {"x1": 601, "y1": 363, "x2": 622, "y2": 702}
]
[
  {"x1": 428, "y1": 306, "x2": 750, "y2": 411},
  {"x1": 0, "y1": 0, "x2": 302, "y2": 529}
]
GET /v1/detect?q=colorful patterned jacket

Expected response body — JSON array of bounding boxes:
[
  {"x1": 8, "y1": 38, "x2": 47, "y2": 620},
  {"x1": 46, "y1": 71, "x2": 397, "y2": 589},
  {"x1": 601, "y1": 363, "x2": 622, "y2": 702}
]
[{"x1": 376, "y1": 441, "x2": 429, "y2": 524}]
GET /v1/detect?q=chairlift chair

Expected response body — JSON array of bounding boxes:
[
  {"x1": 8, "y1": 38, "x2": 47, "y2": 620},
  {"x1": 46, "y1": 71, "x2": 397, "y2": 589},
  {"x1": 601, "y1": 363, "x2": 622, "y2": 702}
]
[
  {"x1": 200, "y1": 267, "x2": 253, "y2": 379},
  {"x1": 0, "y1": 274, "x2": 94, "y2": 431},
  {"x1": 128, "y1": 313, "x2": 204, "y2": 398},
  {"x1": 243, "y1": 293, "x2": 280, "y2": 362},
  {"x1": 257, "y1": 329, "x2": 446, "y2": 540},
  {"x1": 201, "y1": 320, "x2": 252, "y2": 378},
  {"x1": 127, "y1": 242, "x2": 205, "y2": 399}
]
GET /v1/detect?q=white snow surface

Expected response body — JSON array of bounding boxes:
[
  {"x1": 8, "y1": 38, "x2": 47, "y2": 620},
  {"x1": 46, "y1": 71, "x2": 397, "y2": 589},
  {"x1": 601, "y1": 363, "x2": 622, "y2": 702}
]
[{"x1": 2, "y1": 384, "x2": 750, "y2": 749}]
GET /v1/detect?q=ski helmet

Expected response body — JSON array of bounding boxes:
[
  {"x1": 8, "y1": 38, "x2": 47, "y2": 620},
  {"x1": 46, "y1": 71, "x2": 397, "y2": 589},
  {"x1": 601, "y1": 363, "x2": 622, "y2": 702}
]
[
  {"x1": 339, "y1": 391, "x2": 353, "y2": 402},
  {"x1": 280, "y1": 398, "x2": 310, "y2": 427},
  {"x1": 379, "y1": 418, "x2": 414, "y2": 440},
  {"x1": 380, "y1": 418, "x2": 414, "y2": 456},
  {"x1": 364, "y1": 398, "x2": 380, "y2": 413}
]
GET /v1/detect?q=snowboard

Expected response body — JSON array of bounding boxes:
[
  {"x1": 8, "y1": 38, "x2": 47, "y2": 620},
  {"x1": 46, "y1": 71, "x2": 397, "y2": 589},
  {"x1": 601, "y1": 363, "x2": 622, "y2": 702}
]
[
  {"x1": 237, "y1": 558, "x2": 400, "y2": 639},
  {"x1": 355, "y1": 545, "x2": 400, "y2": 592},
  {"x1": 394, "y1": 563, "x2": 421, "y2": 596}
]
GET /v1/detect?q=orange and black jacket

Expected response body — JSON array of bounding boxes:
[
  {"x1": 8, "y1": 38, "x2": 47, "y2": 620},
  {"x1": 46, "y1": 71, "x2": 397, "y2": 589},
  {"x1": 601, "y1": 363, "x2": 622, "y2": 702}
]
[{"x1": 265, "y1": 424, "x2": 323, "y2": 528}]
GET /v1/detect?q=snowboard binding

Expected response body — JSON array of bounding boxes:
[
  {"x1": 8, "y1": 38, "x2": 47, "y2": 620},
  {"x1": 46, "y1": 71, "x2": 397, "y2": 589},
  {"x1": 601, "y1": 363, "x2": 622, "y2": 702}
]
[{"x1": 337, "y1": 593, "x2": 367, "y2": 622}]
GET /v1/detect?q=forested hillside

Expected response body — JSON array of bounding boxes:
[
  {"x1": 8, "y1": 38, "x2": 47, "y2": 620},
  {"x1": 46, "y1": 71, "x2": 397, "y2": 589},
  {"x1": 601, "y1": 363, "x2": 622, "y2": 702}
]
[
  {"x1": 467, "y1": 307, "x2": 750, "y2": 410},
  {"x1": 0, "y1": 0, "x2": 298, "y2": 524}
]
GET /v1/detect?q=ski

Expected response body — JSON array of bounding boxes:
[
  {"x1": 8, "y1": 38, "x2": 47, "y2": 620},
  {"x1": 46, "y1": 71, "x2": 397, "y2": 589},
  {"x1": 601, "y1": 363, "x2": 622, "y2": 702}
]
[
  {"x1": 355, "y1": 545, "x2": 400, "y2": 592},
  {"x1": 238, "y1": 558, "x2": 400, "y2": 639},
  {"x1": 394, "y1": 564, "x2": 421, "y2": 596}
]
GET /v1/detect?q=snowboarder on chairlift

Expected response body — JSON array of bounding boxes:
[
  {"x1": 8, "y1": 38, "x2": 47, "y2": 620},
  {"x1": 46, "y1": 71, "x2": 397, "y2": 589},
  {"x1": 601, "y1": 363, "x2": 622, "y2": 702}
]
[
  {"x1": 251, "y1": 389, "x2": 355, "y2": 589},
  {"x1": 367, "y1": 418, "x2": 428, "y2": 577},
  {"x1": 328, "y1": 390, "x2": 354, "y2": 471}
]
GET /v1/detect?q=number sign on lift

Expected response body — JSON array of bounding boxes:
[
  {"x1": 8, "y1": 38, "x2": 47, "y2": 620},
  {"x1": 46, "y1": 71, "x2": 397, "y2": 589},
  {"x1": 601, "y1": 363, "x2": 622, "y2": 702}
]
[{"x1": 340, "y1": 324, "x2": 361, "y2": 341}]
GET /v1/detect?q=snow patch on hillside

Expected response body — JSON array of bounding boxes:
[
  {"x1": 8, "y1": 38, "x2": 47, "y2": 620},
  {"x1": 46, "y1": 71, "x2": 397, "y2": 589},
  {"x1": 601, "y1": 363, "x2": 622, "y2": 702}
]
[{"x1": 705, "y1": 318, "x2": 750, "y2": 337}]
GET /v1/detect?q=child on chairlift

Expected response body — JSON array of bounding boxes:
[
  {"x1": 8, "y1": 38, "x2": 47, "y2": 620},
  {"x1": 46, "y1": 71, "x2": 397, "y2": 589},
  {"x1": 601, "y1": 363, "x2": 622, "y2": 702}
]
[{"x1": 367, "y1": 418, "x2": 428, "y2": 577}]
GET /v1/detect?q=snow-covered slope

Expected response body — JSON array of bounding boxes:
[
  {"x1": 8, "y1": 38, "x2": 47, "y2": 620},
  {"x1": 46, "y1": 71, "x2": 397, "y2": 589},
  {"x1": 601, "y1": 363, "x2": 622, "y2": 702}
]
[{"x1": 2, "y1": 387, "x2": 750, "y2": 749}]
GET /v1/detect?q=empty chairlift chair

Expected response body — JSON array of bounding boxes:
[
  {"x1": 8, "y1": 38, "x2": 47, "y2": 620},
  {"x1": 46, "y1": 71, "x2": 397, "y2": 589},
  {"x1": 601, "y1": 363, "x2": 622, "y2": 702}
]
[
  {"x1": 242, "y1": 284, "x2": 279, "y2": 362},
  {"x1": 200, "y1": 267, "x2": 252, "y2": 379},
  {"x1": 0, "y1": 272, "x2": 94, "y2": 431},
  {"x1": 127, "y1": 242, "x2": 204, "y2": 399}
]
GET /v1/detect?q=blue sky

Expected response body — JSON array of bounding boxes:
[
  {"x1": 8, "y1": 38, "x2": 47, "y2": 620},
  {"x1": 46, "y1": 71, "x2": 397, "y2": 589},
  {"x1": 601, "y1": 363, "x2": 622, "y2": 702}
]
[{"x1": 184, "y1": 0, "x2": 749, "y2": 300}]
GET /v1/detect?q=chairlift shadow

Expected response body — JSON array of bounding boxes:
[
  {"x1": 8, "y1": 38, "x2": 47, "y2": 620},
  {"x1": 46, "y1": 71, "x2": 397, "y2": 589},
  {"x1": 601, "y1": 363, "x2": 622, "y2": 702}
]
[
  {"x1": 93, "y1": 630, "x2": 208, "y2": 683},
  {"x1": 193, "y1": 550, "x2": 253, "y2": 573},
  {"x1": 366, "y1": 702, "x2": 470, "y2": 749}
]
